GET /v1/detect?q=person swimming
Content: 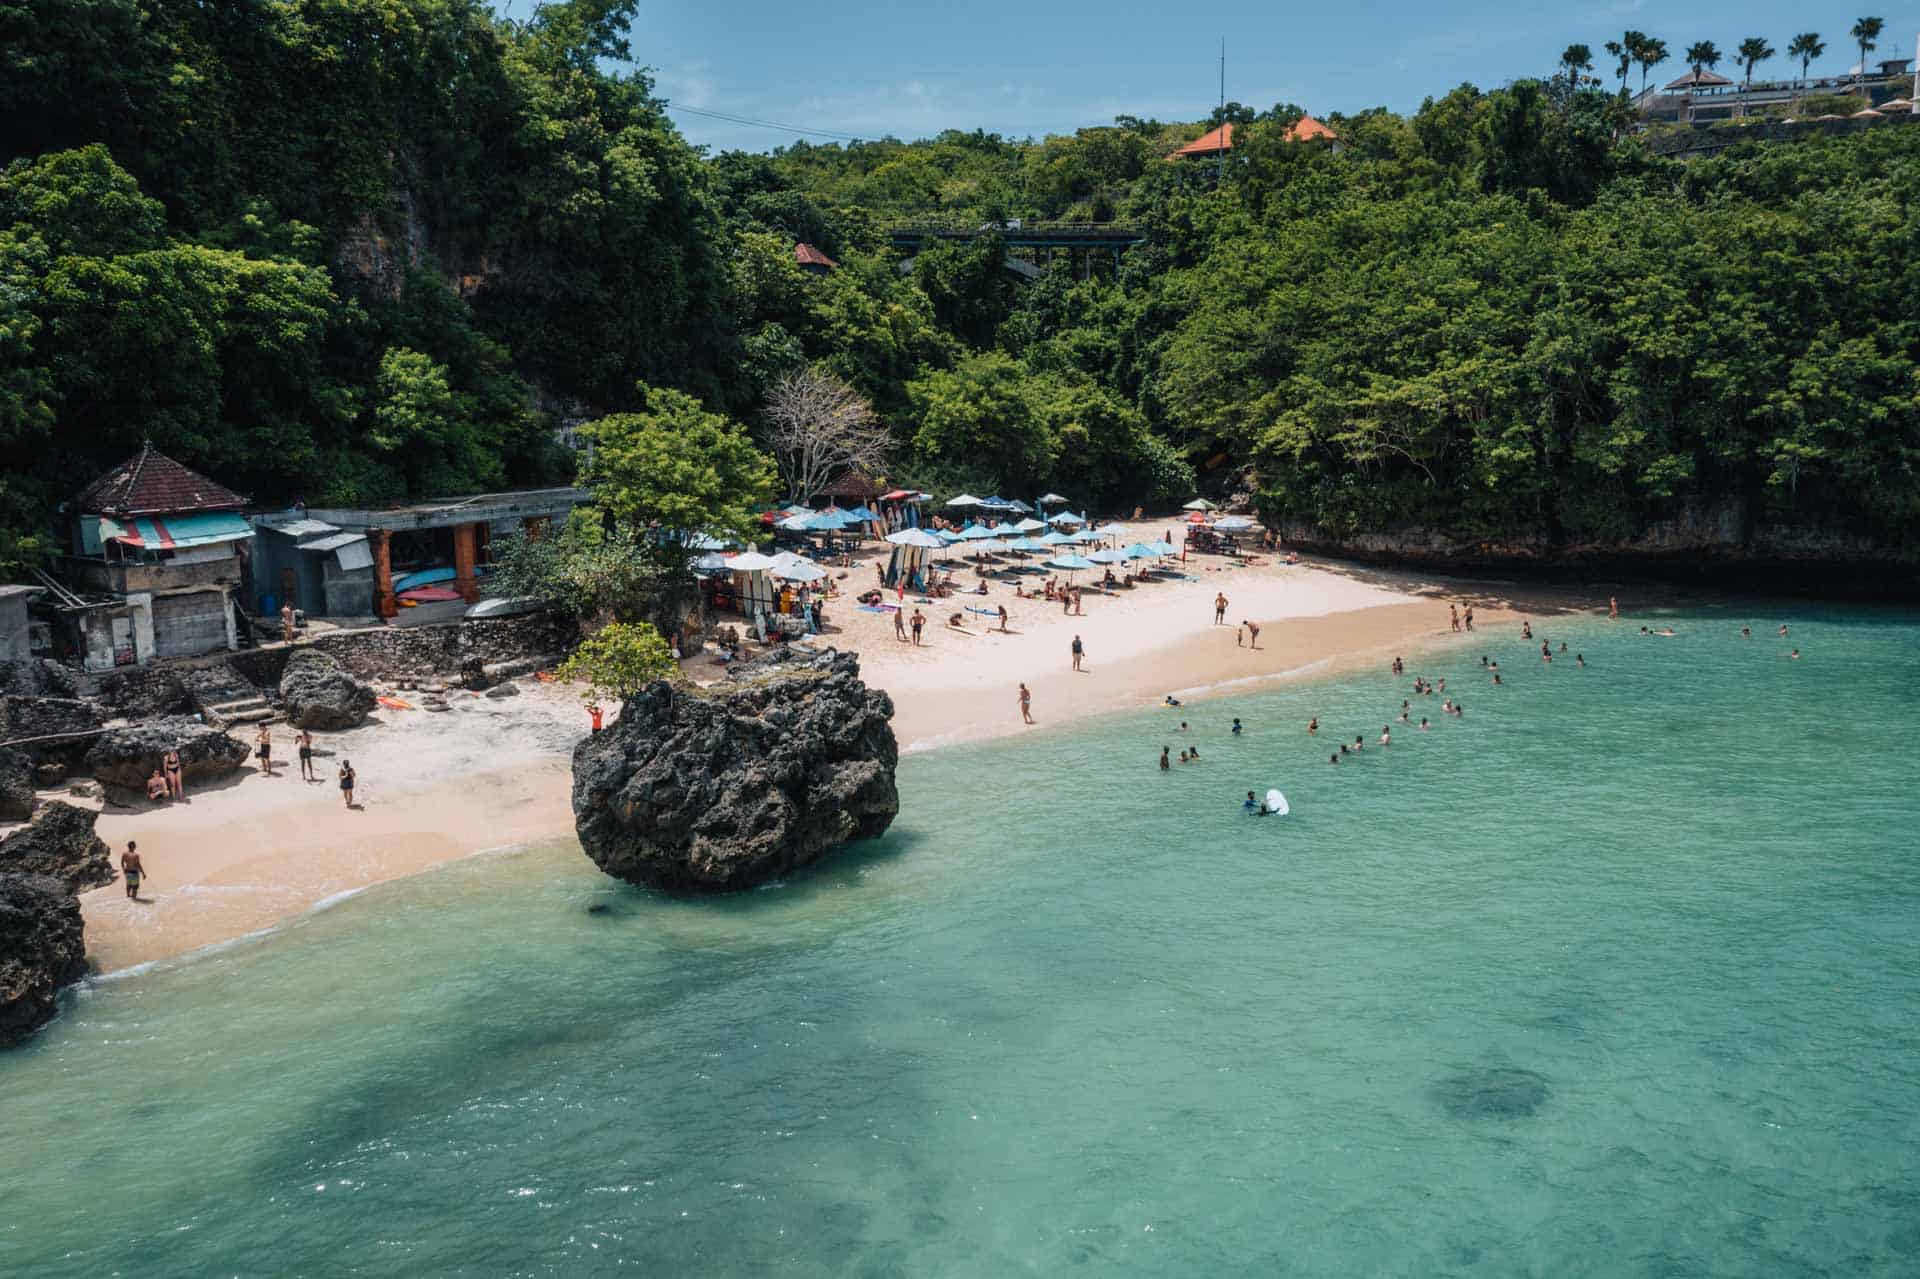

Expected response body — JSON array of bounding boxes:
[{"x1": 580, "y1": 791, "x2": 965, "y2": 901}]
[
  {"x1": 1178, "y1": 749, "x2": 1189, "y2": 763},
  {"x1": 1521, "y1": 621, "x2": 1532, "y2": 639},
  {"x1": 1779, "y1": 624, "x2": 1789, "y2": 636},
  {"x1": 1329, "y1": 752, "x2": 1340, "y2": 765},
  {"x1": 1741, "y1": 627, "x2": 1752, "y2": 638},
  {"x1": 1480, "y1": 655, "x2": 1489, "y2": 667},
  {"x1": 1189, "y1": 747, "x2": 1201, "y2": 761},
  {"x1": 1419, "y1": 717, "x2": 1431, "y2": 730},
  {"x1": 1231, "y1": 717, "x2": 1243, "y2": 734},
  {"x1": 1164, "y1": 695, "x2": 1182, "y2": 707},
  {"x1": 1788, "y1": 648, "x2": 1801, "y2": 659},
  {"x1": 1245, "y1": 790, "x2": 1259, "y2": 812},
  {"x1": 1493, "y1": 672, "x2": 1503, "y2": 685},
  {"x1": 1442, "y1": 698, "x2": 1454, "y2": 713},
  {"x1": 1307, "y1": 717, "x2": 1318, "y2": 735},
  {"x1": 1379, "y1": 725, "x2": 1391, "y2": 746},
  {"x1": 1576, "y1": 653, "x2": 1586, "y2": 667},
  {"x1": 1352, "y1": 734, "x2": 1365, "y2": 752},
  {"x1": 1159, "y1": 747, "x2": 1170, "y2": 770},
  {"x1": 1179, "y1": 721, "x2": 1189, "y2": 733}
]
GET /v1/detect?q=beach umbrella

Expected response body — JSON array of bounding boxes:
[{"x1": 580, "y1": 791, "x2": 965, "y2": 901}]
[
  {"x1": 1037, "y1": 493, "x2": 1070, "y2": 506},
  {"x1": 1182, "y1": 498, "x2": 1218, "y2": 512},
  {"x1": 1005, "y1": 498, "x2": 1034, "y2": 513},
  {"x1": 768, "y1": 553, "x2": 827, "y2": 582},
  {"x1": 1065, "y1": 528, "x2": 1101, "y2": 543},
  {"x1": 1003, "y1": 536, "x2": 1048, "y2": 553},
  {"x1": 727, "y1": 551, "x2": 779, "y2": 571},
  {"x1": 1147, "y1": 540, "x2": 1178, "y2": 555},
  {"x1": 1213, "y1": 515, "x2": 1255, "y2": 531},
  {"x1": 1039, "y1": 530, "x2": 1073, "y2": 546},
  {"x1": 844, "y1": 504, "x2": 881, "y2": 522},
  {"x1": 936, "y1": 529, "x2": 966, "y2": 544},
  {"x1": 1123, "y1": 542, "x2": 1159, "y2": 560},
  {"x1": 1046, "y1": 510, "x2": 1085, "y2": 526},
  {"x1": 886, "y1": 528, "x2": 944, "y2": 548},
  {"x1": 1013, "y1": 517, "x2": 1046, "y2": 532},
  {"x1": 1087, "y1": 547, "x2": 1129, "y2": 564},
  {"x1": 946, "y1": 494, "x2": 984, "y2": 508},
  {"x1": 1047, "y1": 554, "x2": 1096, "y2": 573},
  {"x1": 959, "y1": 524, "x2": 1000, "y2": 541},
  {"x1": 693, "y1": 552, "x2": 732, "y2": 574}
]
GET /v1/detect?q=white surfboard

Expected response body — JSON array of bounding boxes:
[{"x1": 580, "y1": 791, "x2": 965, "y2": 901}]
[{"x1": 1265, "y1": 788, "x2": 1290, "y2": 816}]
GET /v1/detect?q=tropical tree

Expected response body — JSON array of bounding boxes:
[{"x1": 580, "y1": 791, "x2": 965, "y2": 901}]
[
  {"x1": 1788, "y1": 32, "x2": 1826, "y2": 86},
  {"x1": 1560, "y1": 44, "x2": 1595, "y2": 89},
  {"x1": 761, "y1": 367, "x2": 890, "y2": 504},
  {"x1": 1605, "y1": 40, "x2": 1630, "y2": 91},
  {"x1": 575, "y1": 385, "x2": 777, "y2": 564},
  {"x1": 1632, "y1": 34, "x2": 1669, "y2": 95},
  {"x1": 1685, "y1": 41, "x2": 1722, "y2": 80},
  {"x1": 555, "y1": 621, "x2": 678, "y2": 706},
  {"x1": 1850, "y1": 17, "x2": 1884, "y2": 88},
  {"x1": 1737, "y1": 37, "x2": 1776, "y2": 88}
]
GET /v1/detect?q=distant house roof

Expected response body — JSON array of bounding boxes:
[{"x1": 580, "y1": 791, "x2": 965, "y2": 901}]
[
  {"x1": 1171, "y1": 115, "x2": 1338, "y2": 158},
  {"x1": 794, "y1": 242, "x2": 838, "y2": 269},
  {"x1": 1664, "y1": 69, "x2": 1735, "y2": 90},
  {"x1": 75, "y1": 444, "x2": 249, "y2": 517}
]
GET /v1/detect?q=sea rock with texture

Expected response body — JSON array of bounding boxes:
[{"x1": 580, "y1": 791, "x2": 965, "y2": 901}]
[
  {"x1": 0, "y1": 695, "x2": 102, "y2": 748},
  {"x1": 572, "y1": 647, "x2": 898, "y2": 891},
  {"x1": 0, "y1": 873, "x2": 87, "y2": 1047},
  {"x1": 83, "y1": 717, "x2": 249, "y2": 791},
  {"x1": 0, "y1": 748, "x2": 34, "y2": 821},
  {"x1": 278, "y1": 649, "x2": 378, "y2": 731},
  {"x1": 0, "y1": 802, "x2": 114, "y2": 892}
]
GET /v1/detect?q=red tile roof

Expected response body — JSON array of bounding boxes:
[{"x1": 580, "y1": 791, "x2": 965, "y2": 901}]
[
  {"x1": 1173, "y1": 123, "x2": 1234, "y2": 156},
  {"x1": 1171, "y1": 115, "x2": 1338, "y2": 159},
  {"x1": 794, "y1": 242, "x2": 838, "y2": 269},
  {"x1": 75, "y1": 444, "x2": 249, "y2": 516}
]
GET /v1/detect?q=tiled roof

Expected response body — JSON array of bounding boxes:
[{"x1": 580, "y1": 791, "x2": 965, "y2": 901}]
[
  {"x1": 75, "y1": 444, "x2": 249, "y2": 516},
  {"x1": 1171, "y1": 115, "x2": 1338, "y2": 158},
  {"x1": 1173, "y1": 123, "x2": 1234, "y2": 156},
  {"x1": 794, "y1": 242, "x2": 839, "y2": 268}
]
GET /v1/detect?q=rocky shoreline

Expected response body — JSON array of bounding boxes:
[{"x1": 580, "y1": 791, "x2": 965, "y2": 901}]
[{"x1": 572, "y1": 648, "x2": 899, "y2": 892}]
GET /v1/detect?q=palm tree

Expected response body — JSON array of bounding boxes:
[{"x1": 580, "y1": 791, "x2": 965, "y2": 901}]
[
  {"x1": 1560, "y1": 43, "x2": 1594, "y2": 90},
  {"x1": 1850, "y1": 17, "x2": 1884, "y2": 89},
  {"x1": 1685, "y1": 41, "x2": 1722, "y2": 82},
  {"x1": 1605, "y1": 40, "x2": 1630, "y2": 91},
  {"x1": 1737, "y1": 37, "x2": 1776, "y2": 89},
  {"x1": 1633, "y1": 35, "x2": 1670, "y2": 95},
  {"x1": 1788, "y1": 32, "x2": 1826, "y2": 87}
]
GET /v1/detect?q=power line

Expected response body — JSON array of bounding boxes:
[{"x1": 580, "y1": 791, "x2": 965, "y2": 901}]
[{"x1": 665, "y1": 103, "x2": 867, "y2": 142}]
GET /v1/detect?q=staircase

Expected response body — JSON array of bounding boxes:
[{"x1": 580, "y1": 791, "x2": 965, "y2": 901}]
[{"x1": 190, "y1": 670, "x2": 279, "y2": 729}]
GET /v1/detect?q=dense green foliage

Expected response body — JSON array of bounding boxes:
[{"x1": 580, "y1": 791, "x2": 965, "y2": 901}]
[{"x1": 3, "y1": 0, "x2": 1918, "y2": 576}]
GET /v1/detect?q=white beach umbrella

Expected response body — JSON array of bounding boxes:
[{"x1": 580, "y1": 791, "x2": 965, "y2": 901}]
[{"x1": 1181, "y1": 498, "x2": 1218, "y2": 512}]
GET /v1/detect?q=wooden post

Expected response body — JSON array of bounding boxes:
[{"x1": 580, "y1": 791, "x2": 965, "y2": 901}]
[
  {"x1": 452, "y1": 522, "x2": 481, "y2": 604},
  {"x1": 371, "y1": 529, "x2": 397, "y2": 619}
]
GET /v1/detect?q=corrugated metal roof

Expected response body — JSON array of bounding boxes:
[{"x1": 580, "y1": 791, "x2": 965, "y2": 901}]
[
  {"x1": 298, "y1": 532, "x2": 364, "y2": 552},
  {"x1": 99, "y1": 512, "x2": 253, "y2": 549},
  {"x1": 263, "y1": 519, "x2": 341, "y2": 539}
]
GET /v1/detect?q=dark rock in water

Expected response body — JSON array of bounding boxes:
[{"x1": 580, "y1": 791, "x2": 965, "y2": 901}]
[
  {"x1": 0, "y1": 748, "x2": 34, "y2": 821},
  {"x1": 0, "y1": 802, "x2": 114, "y2": 892},
  {"x1": 0, "y1": 872, "x2": 87, "y2": 1047},
  {"x1": 83, "y1": 717, "x2": 249, "y2": 791},
  {"x1": 279, "y1": 649, "x2": 378, "y2": 731},
  {"x1": 1432, "y1": 1067, "x2": 1550, "y2": 1119},
  {"x1": 572, "y1": 647, "x2": 898, "y2": 891},
  {"x1": 585, "y1": 902, "x2": 612, "y2": 915}
]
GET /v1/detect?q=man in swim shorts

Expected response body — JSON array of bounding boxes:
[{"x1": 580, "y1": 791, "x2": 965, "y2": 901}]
[{"x1": 121, "y1": 841, "x2": 144, "y2": 899}]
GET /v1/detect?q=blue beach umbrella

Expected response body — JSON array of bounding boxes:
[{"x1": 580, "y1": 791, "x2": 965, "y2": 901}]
[
  {"x1": 959, "y1": 524, "x2": 1001, "y2": 541},
  {"x1": 1087, "y1": 547, "x2": 1129, "y2": 564},
  {"x1": 1039, "y1": 530, "x2": 1073, "y2": 546},
  {"x1": 1124, "y1": 542, "x2": 1159, "y2": 560},
  {"x1": 886, "y1": 529, "x2": 945, "y2": 548},
  {"x1": 1047, "y1": 554, "x2": 1097, "y2": 571},
  {"x1": 1003, "y1": 536, "x2": 1048, "y2": 553},
  {"x1": 1013, "y1": 517, "x2": 1046, "y2": 532},
  {"x1": 1046, "y1": 510, "x2": 1085, "y2": 526}
]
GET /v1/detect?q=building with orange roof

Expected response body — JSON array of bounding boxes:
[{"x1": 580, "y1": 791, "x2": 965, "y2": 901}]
[
  {"x1": 794, "y1": 242, "x2": 838, "y2": 274},
  {"x1": 1170, "y1": 116, "x2": 1341, "y2": 162}
]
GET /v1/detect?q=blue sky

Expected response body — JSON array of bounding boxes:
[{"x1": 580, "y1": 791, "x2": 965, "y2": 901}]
[{"x1": 594, "y1": 1, "x2": 1919, "y2": 152}]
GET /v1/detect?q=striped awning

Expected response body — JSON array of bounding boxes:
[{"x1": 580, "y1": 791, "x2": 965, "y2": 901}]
[{"x1": 97, "y1": 512, "x2": 253, "y2": 550}]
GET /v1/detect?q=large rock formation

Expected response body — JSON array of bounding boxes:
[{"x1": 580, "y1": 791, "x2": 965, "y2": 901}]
[
  {"x1": 0, "y1": 694, "x2": 102, "y2": 748},
  {"x1": 0, "y1": 873, "x2": 86, "y2": 1047},
  {"x1": 0, "y1": 659, "x2": 79, "y2": 700},
  {"x1": 83, "y1": 717, "x2": 249, "y2": 791},
  {"x1": 572, "y1": 648, "x2": 898, "y2": 891},
  {"x1": 0, "y1": 802, "x2": 115, "y2": 892},
  {"x1": 0, "y1": 747, "x2": 34, "y2": 821},
  {"x1": 278, "y1": 649, "x2": 377, "y2": 731}
]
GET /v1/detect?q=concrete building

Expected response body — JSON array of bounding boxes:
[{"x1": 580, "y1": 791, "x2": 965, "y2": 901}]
[
  {"x1": 50, "y1": 446, "x2": 251, "y2": 670},
  {"x1": 250, "y1": 514, "x2": 375, "y2": 620},
  {"x1": 0, "y1": 584, "x2": 33, "y2": 662},
  {"x1": 303, "y1": 487, "x2": 590, "y2": 620},
  {"x1": 1635, "y1": 59, "x2": 1918, "y2": 124}
]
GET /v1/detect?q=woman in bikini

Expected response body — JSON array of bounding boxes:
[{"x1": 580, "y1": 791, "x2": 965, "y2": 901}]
[{"x1": 162, "y1": 747, "x2": 184, "y2": 799}]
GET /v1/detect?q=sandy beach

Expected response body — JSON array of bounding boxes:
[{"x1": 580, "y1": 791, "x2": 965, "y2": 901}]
[{"x1": 50, "y1": 542, "x2": 1594, "y2": 973}]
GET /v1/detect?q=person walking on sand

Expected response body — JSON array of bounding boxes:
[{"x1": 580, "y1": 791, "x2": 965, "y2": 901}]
[
  {"x1": 339, "y1": 759, "x2": 357, "y2": 807},
  {"x1": 162, "y1": 747, "x2": 184, "y2": 800},
  {"x1": 280, "y1": 602, "x2": 296, "y2": 645},
  {"x1": 1243, "y1": 620, "x2": 1260, "y2": 650},
  {"x1": 297, "y1": 729, "x2": 316, "y2": 781},
  {"x1": 1072, "y1": 587, "x2": 1083, "y2": 617},
  {"x1": 910, "y1": 609, "x2": 925, "y2": 645},
  {"x1": 255, "y1": 725, "x2": 273, "y2": 776},
  {"x1": 1215, "y1": 593, "x2": 1228, "y2": 625},
  {"x1": 1450, "y1": 603, "x2": 1460, "y2": 632},
  {"x1": 997, "y1": 605, "x2": 1010, "y2": 633},
  {"x1": 1071, "y1": 634, "x2": 1085, "y2": 672},
  {"x1": 1018, "y1": 683, "x2": 1034, "y2": 724},
  {"x1": 1464, "y1": 606, "x2": 1474, "y2": 632},
  {"x1": 121, "y1": 841, "x2": 144, "y2": 900},
  {"x1": 1237, "y1": 624, "x2": 1245, "y2": 648},
  {"x1": 894, "y1": 608, "x2": 907, "y2": 642}
]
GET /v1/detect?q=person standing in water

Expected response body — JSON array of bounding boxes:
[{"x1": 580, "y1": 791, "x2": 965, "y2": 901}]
[
  {"x1": 1307, "y1": 717, "x2": 1318, "y2": 735},
  {"x1": 1379, "y1": 725, "x2": 1391, "y2": 746},
  {"x1": 1159, "y1": 747, "x2": 1170, "y2": 771},
  {"x1": 1610, "y1": 596, "x2": 1619, "y2": 620},
  {"x1": 1464, "y1": 606, "x2": 1475, "y2": 632},
  {"x1": 1018, "y1": 683, "x2": 1033, "y2": 724},
  {"x1": 1419, "y1": 717, "x2": 1431, "y2": 730},
  {"x1": 1450, "y1": 604, "x2": 1460, "y2": 632},
  {"x1": 1231, "y1": 718, "x2": 1243, "y2": 735},
  {"x1": 121, "y1": 841, "x2": 144, "y2": 900}
]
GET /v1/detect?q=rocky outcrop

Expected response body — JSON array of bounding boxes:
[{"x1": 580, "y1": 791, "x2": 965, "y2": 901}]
[
  {"x1": 83, "y1": 717, "x2": 249, "y2": 791},
  {"x1": 278, "y1": 649, "x2": 377, "y2": 731},
  {"x1": 0, "y1": 802, "x2": 114, "y2": 892},
  {"x1": 572, "y1": 648, "x2": 898, "y2": 891},
  {"x1": 0, "y1": 659, "x2": 79, "y2": 700},
  {"x1": 90, "y1": 666, "x2": 191, "y2": 718},
  {"x1": 0, "y1": 748, "x2": 34, "y2": 821},
  {"x1": 0, "y1": 873, "x2": 86, "y2": 1047},
  {"x1": 0, "y1": 695, "x2": 102, "y2": 748}
]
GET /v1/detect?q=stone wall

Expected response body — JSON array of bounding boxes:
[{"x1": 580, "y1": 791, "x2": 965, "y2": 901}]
[{"x1": 229, "y1": 612, "x2": 571, "y2": 687}]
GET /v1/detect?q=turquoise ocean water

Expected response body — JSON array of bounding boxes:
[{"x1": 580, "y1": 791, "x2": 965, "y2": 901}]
[{"x1": 5, "y1": 604, "x2": 1920, "y2": 1276}]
